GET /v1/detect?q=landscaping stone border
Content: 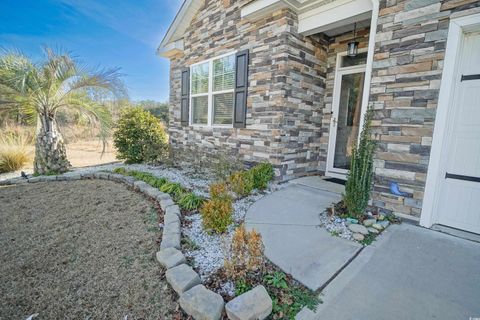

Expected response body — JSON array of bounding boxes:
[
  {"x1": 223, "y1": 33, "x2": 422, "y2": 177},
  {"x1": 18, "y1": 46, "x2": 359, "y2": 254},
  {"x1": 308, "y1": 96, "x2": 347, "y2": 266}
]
[{"x1": 0, "y1": 171, "x2": 272, "y2": 320}]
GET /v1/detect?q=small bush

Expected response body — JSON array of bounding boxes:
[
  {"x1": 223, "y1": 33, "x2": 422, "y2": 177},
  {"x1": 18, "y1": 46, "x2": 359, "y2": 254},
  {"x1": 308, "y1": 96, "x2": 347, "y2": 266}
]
[
  {"x1": 200, "y1": 196, "x2": 233, "y2": 233},
  {"x1": 250, "y1": 162, "x2": 274, "y2": 190},
  {"x1": 228, "y1": 171, "x2": 254, "y2": 197},
  {"x1": 224, "y1": 224, "x2": 264, "y2": 280},
  {"x1": 177, "y1": 192, "x2": 204, "y2": 211},
  {"x1": 209, "y1": 182, "x2": 230, "y2": 199},
  {"x1": 113, "y1": 107, "x2": 168, "y2": 164},
  {"x1": 0, "y1": 134, "x2": 31, "y2": 173}
]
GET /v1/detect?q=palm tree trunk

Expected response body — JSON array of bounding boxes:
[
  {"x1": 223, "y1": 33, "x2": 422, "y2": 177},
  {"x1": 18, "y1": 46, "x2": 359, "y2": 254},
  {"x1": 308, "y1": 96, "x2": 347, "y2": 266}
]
[{"x1": 34, "y1": 113, "x2": 71, "y2": 175}]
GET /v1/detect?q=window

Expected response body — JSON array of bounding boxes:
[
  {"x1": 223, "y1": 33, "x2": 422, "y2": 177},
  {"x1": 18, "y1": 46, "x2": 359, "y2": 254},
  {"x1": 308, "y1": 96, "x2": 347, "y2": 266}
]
[{"x1": 190, "y1": 53, "x2": 236, "y2": 126}]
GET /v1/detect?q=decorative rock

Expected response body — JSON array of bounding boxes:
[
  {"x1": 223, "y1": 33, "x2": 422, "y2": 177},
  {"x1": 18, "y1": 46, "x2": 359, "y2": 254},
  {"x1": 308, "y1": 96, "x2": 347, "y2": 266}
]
[
  {"x1": 156, "y1": 192, "x2": 171, "y2": 201},
  {"x1": 372, "y1": 223, "x2": 384, "y2": 231},
  {"x1": 348, "y1": 224, "x2": 369, "y2": 235},
  {"x1": 28, "y1": 176, "x2": 44, "y2": 183},
  {"x1": 166, "y1": 205, "x2": 181, "y2": 217},
  {"x1": 352, "y1": 233, "x2": 365, "y2": 241},
  {"x1": 363, "y1": 219, "x2": 376, "y2": 227},
  {"x1": 160, "y1": 197, "x2": 175, "y2": 210},
  {"x1": 133, "y1": 180, "x2": 150, "y2": 191},
  {"x1": 161, "y1": 231, "x2": 181, "y2": 250},
  {"x1": 163, "y1": 220, "x2": 180, "y2": 236},
  {"x1": 164, "y1": 212, "x2": 180, "y2": 225},
  {"x1": 180, "y1": 285, "x2": 224, "y2": 320},
  {"x1": 378, "y1": 214, "x2": 385, "y2": 221},
  {"x1": 368, "y1": 227, "x2": 380, "y2": 234},
  {"x1": 156, "y1": 248, "x2": 186, "y2": 269},
  {"x1": 379, "y1": 221, "x2": 390, "y2": 229},
  {"x1": 166, "y1": 264, "x2": 201, "y2": 294},
  {"x1": 346, "y1": 218, "x2": 358, "y2": 224},
  {"x1": 226, "y1": 285, "x2": 272, "y2": 320},
  {"x1": 94, "y1": 172, "x2": 110, "y2": 180}
]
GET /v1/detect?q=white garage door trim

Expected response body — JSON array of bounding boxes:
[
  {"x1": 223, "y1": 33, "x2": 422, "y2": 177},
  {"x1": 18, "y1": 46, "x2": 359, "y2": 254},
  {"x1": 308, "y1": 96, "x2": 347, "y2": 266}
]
[{"x1": 420, "y1": 12, "x2": 480, "y2": 229}]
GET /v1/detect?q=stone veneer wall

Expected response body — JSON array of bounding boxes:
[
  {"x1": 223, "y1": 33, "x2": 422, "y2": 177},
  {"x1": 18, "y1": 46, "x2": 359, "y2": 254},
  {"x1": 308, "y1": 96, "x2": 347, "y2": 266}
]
[
  {"x1": 168, "y1": 0, "x2": 327, "y2": 180},
  {"x1": 369, "y1": 0, "x2": 480, "y2": 219}
]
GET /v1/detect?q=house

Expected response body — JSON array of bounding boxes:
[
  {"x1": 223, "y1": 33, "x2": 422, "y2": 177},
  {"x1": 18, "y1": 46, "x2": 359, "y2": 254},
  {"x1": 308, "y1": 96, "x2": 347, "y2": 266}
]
[{"x1": 157, "y1": 0, "x2": 480, "y2": 235}]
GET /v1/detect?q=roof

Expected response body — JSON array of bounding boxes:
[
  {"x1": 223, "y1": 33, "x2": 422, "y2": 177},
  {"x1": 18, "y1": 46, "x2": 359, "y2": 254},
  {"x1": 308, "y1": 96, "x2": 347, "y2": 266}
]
[{"x1": 156, "y1": 0, "x2": 204, "y2": 57}]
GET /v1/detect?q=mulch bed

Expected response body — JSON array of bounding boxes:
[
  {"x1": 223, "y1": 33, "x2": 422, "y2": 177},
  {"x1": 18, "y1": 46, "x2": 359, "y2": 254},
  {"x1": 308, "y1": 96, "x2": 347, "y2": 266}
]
[{"x1": 0, "y1": 180, "x2": 184, "y2": 319}]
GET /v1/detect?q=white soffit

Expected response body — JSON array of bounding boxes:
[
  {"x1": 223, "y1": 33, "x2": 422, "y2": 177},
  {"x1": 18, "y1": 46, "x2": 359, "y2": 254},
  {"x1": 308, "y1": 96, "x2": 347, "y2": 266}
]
[
  {"x1": 242, "y1": 0, "x2": 373, "y2": 36},
  {"x1": 299, "y1": 0, "x2": 373, "y2": 35}
]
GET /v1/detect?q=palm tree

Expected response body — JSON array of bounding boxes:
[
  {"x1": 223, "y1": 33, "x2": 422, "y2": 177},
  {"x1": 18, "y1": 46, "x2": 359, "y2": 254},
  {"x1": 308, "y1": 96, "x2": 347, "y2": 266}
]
[{"x1": 0, "y1": 48, "x2": 125, "y2": 175}]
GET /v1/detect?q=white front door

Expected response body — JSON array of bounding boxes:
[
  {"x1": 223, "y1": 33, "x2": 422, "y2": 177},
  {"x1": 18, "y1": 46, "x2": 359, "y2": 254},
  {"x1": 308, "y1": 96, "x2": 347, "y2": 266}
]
[
  {"x1": 436, "y1": 31, "x2": 480, "y2": 234},
  {"x1": 326, "y1": 51, "x2": 368, "y2": 178}
]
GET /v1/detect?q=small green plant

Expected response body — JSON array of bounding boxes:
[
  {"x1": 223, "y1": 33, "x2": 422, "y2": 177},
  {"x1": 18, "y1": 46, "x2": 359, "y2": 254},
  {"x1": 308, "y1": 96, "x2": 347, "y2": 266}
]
[
  {"x1": 264, "y1": 272, "x2": 288, "y2": 289},
  {"x1": 160, "y1": 182, "x2": 184, "y2": 197},
  {"x1": 228, "y1": 171, "x2": 254, "y2": 197},
  {"x1": 250, "y1": 162, "x2": 274, "y2": 190},
  {"x1": 177, "y1": 192, "x2": 204, "y2": 210},
  {"x1": 181, "y1": 237, "x2": 200, "y2": 251},
  {"x1": 235, "y1": 278, "x2": 253, "y2": 296},
  {"x1": 113, "y1": 107, "x2": 168, "y2": 164},
  {"x1": 343, "y1": 108, "x2": 376, "y2": 219},
  {"x1": 113, "y1": 167, "x2": 127, "y2": 174},
  {"x1": 330, "y1": 230, "x2": 340, "y2": 237},
  {"x1": 360, "y1": 233, "x2": 376, "y2": 246}
]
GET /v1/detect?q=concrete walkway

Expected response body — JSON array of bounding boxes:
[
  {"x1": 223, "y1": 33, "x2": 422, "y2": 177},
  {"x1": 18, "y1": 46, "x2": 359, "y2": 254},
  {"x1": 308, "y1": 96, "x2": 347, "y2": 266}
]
[
  {"x1": 298, "y1": 224, "x2": 480, "y2": 320},
  {"x1": 245, "y1": 179, "x2": 361, "y2": 291}
]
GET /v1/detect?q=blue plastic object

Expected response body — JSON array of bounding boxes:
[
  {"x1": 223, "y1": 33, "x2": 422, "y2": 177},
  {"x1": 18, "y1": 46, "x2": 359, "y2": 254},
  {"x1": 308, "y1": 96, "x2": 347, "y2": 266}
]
[{"x1": 390, "y1": 182, "x2": 409, "y2": 197}]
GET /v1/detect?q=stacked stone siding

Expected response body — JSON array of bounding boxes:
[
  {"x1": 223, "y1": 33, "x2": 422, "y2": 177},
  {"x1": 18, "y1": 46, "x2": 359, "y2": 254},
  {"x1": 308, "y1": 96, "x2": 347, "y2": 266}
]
[
  {"x1": 167, "y1": 0, "x2": 480, "y2": 220},
  {"x1": 169, "y1": 1, "x2": 328, "y2": 179},
  {"x1": 369, "y1": 0, "x2": 480, "y2": 219}
]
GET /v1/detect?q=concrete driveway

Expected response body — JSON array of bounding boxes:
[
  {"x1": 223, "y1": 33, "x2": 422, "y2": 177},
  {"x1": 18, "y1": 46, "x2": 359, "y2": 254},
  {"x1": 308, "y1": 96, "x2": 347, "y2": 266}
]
[{"x1": 298, "y1": 224, "x2": 480, "y2": 320}]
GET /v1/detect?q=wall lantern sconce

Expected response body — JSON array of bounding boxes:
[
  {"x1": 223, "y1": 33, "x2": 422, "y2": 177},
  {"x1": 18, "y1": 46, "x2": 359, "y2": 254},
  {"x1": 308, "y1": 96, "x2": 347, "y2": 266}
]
[{"x1": 347, "y1": 22, "x2": 359, "y2": 57}]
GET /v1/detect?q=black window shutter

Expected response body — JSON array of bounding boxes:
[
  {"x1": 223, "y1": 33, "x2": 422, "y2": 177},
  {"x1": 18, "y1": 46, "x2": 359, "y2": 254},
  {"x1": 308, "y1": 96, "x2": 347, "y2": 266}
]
[
  {"x1": 233, "y1": 50, "x2": 249, "y2": 128},
  {"x1": 180, "y1": 67, "x2": 190, "y2": 126}
]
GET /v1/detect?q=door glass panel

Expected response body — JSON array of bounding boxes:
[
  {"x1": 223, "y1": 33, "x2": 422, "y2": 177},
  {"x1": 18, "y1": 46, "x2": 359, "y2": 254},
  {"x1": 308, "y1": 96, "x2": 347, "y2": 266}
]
[
  {"x1": 341, "y1": 52, "x2": 368, "y2": 68},
  {"x1": 333, "y1": 72, "x2": 365, "y2": 170}
]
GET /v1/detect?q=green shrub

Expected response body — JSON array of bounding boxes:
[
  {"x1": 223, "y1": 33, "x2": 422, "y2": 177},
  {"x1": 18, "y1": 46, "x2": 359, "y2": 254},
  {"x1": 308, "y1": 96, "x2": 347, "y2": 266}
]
[
  {"x1": 113, "y1": 107, "x2": 168, "y2": 164},
  {"x1": 177, "y1": 192, "x2": 204, "y2": 211},
  {"x1": 200, "y1": 197, "x2": 233, "y2": 233},
  {"x1": 250, "y1": 162, "x2": 274, "y2": 190},
  {"x1": 228, "y1": 171, "x2": 254, "y2": 197},
  {"x1": 343, "y1": 108, "x2": 376, "y2": 219}
]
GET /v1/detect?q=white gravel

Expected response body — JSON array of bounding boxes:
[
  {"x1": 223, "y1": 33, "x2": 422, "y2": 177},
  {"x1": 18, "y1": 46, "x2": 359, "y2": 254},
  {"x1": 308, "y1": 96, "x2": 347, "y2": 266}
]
[
  {"x1": 182, "y1": 191, "x2": 266, "y2": 280},
  {"x1": 318, "y1": 213, "x2": 354, "y2": 241}
]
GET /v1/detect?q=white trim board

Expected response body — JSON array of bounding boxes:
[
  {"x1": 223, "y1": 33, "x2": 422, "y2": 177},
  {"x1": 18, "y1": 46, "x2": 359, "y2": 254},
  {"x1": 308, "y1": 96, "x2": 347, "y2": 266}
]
[{"x1": 420, "y1": 12, "x2": 480, "y2": 229}]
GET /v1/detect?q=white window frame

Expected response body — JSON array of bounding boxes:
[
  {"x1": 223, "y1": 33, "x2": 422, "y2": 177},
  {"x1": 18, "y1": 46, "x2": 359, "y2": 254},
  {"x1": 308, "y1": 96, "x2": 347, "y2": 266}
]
[{"x1": 189, "y1": 51, "x2": 237, "y2": 127}]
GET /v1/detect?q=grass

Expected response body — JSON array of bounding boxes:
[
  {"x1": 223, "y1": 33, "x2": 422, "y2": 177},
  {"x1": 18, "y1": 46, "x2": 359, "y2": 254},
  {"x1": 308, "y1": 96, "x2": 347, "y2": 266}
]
[
  {"x1": 0, "y1": 179, "x2": 178, "y2": 319},
  {"x1": 0, "y1": 133, "x2": 31, "y2": 173}
]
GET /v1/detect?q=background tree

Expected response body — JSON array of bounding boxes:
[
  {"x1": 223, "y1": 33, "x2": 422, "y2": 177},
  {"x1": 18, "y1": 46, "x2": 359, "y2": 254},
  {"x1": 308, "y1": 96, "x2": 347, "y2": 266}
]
[
  {"x1": 0, "y1": 48, "x2": 125, "y2": 174},
  {"x1": 136, "y1": 100, "x2": 169, "y2": 124}
]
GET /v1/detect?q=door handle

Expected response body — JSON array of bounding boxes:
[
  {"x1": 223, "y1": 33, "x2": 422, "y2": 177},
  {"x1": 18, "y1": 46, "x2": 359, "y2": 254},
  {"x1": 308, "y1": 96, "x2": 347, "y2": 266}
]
[{"x1": 445, "y1": 172, "x2": 480, "y2": 183}]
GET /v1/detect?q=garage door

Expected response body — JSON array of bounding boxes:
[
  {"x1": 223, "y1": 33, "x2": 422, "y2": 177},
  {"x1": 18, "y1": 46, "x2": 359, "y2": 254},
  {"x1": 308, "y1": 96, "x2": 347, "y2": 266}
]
[{"x1": 437, "y1": 31, "x2": 480, "y2": 234}]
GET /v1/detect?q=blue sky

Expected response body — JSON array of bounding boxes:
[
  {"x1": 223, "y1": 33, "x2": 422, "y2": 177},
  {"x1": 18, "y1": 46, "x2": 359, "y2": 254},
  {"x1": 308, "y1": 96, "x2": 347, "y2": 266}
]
[{"x1": 0, "y1": 0, "x2": 183, "y2": 102}]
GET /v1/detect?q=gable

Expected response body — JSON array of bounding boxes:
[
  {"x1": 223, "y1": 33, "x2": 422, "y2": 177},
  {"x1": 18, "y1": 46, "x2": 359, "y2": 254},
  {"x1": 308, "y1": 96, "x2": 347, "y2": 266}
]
[{"x1": 157, "y1": 0, "x2": 204, "y2": 58}]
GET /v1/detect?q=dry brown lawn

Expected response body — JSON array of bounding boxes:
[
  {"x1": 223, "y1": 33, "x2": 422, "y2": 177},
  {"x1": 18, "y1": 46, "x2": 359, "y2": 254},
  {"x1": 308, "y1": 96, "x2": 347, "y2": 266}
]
[{"x1": 0, "y1": 180, "x2": 179, "y2": 319}]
